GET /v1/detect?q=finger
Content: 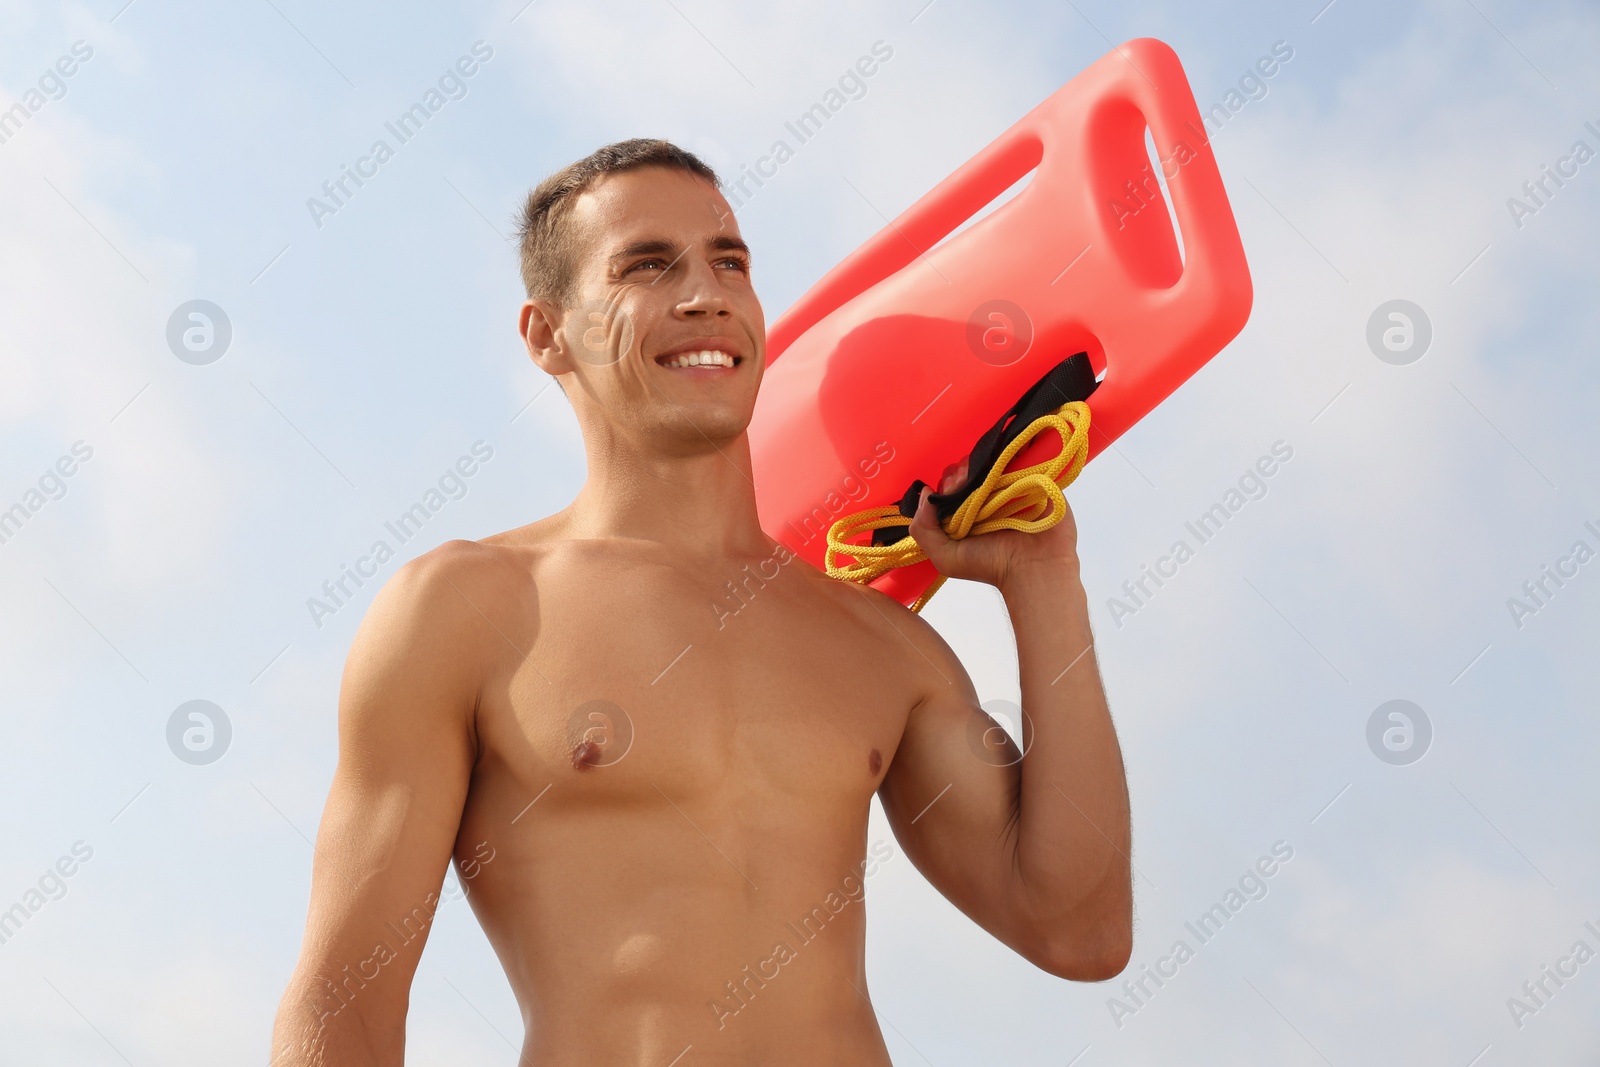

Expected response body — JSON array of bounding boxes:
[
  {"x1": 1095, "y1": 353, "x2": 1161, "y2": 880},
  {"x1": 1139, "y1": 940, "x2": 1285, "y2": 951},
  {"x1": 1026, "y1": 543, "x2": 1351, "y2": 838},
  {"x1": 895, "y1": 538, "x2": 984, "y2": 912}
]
[
  {"x1": 907, "y1": 485, "x2": 937, "y2": 534},
  {"x1": 939, "y1": 458, "x2": 969, "y2": 494},
  {"x1": 908, "y1": 486, "x2": 951, "y2": 555}
]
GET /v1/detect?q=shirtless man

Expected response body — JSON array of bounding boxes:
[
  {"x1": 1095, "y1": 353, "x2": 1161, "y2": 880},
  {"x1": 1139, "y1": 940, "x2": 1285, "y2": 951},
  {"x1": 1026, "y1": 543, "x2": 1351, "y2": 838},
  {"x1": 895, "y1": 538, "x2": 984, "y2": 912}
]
[{"x1": 270, "y1": 138, "x2": 1131, "y2": 1066}]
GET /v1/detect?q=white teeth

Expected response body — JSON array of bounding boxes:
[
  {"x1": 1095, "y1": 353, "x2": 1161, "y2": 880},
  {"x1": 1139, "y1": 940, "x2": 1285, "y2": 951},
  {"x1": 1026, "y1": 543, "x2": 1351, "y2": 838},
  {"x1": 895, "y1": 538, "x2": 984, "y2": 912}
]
[{"x1": 663, "y1": 349, "x2": 735, "y2": 369}]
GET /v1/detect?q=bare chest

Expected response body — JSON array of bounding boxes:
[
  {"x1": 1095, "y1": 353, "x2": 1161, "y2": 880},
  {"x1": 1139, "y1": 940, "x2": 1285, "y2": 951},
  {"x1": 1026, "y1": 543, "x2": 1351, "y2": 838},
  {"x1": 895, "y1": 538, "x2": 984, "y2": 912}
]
[{"x1": 473, "y1": 551, "x2": 916, "y2": 818}]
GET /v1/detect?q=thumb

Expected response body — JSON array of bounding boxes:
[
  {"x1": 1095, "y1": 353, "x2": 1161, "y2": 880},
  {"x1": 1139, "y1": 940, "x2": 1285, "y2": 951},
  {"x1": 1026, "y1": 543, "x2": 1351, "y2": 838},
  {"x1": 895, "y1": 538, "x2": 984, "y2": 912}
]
[{"x1": 907, "y1": 485, "x2": 953, "y2": 558}]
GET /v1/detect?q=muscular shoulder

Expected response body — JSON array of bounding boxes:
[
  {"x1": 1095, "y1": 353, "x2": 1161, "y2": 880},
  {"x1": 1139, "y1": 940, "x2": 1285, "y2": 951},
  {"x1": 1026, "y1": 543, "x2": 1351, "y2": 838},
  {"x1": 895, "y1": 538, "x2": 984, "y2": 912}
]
[
  {"x1": 804, "y1": 569, "x2": 970, "y2": 698},
  {"x1": 344, "y1": 539, "x2": 539, "y2": 710},
  {"x1": 362, "y1": 539, "x2": 513, "y2": 641}
]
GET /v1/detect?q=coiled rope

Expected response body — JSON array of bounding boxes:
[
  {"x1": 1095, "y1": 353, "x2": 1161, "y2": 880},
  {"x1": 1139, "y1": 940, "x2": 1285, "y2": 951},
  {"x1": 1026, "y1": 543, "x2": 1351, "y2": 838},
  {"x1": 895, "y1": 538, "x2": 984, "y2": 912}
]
[{"x1": 824, "y1": 398, "x2": 1093, "y2": 613}]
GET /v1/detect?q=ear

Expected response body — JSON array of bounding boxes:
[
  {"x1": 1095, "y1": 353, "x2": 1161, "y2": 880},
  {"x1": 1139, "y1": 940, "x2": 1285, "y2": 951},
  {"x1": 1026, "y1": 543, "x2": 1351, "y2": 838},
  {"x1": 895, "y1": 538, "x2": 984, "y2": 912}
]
[{"x1": 519, "y1": 298, "x2": 574, "y2": 379}]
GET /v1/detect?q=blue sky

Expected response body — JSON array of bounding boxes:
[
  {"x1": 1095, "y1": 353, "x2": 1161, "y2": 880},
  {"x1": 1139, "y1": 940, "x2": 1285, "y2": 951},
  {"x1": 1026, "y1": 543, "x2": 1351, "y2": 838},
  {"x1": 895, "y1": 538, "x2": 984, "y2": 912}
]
[{"x1": 1, "y1": 0, "x2": 1597, "y2": 1062}]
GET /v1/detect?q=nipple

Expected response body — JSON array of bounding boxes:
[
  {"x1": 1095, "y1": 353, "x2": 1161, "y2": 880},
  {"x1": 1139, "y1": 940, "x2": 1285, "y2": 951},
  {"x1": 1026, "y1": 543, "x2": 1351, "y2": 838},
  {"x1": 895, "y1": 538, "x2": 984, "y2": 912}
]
[
  {"x1": 571, "y1": 739, "x2": 602, "y2": 769},
  {"x1": 869, "y1": 748, "x2": 883, "y2": 776}
]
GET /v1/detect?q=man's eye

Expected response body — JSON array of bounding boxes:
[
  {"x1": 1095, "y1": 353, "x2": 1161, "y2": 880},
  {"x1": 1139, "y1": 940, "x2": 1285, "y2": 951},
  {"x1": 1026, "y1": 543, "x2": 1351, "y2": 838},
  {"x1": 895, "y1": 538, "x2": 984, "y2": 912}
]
[
  {"x1": 631, "y1": 259, "x2": 665, "y2": 272},
  {"x1": 717, "y1": 257, "x2": 750, "y2": 272}
]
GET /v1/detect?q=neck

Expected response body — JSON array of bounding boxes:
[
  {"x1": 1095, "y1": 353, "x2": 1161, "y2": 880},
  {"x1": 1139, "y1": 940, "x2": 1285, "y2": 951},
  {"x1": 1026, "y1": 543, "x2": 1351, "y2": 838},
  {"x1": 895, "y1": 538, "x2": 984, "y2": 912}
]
[{"x1": 562, "y1": 431, "x2": 772, "y2": 559}]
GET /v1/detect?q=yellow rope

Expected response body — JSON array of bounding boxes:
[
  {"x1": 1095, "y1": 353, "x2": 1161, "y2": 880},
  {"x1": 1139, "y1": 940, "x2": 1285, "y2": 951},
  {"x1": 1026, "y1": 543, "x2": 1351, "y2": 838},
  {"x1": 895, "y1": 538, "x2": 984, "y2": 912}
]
[{"x1": 824, "y1": 401, "x2": 1092, "y2": 613}]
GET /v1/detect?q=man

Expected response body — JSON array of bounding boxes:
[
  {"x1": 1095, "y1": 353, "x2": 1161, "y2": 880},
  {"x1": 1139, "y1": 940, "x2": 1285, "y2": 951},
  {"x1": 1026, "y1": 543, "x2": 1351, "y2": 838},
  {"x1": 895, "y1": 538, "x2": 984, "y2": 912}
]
[{"x1": 271, "y1": 138, "x2": 1131, "y2": 1065}]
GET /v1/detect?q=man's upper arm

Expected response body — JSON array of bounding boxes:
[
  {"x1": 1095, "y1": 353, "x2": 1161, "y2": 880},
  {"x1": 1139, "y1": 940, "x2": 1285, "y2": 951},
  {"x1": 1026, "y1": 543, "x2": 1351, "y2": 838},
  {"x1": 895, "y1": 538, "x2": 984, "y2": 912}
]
[
  {"x1": 875, "y1": 604, "x2": 1051, "y2": 963},
  {"x1": 275, "y1": 544, "x2": 487, "y2": 1057}
]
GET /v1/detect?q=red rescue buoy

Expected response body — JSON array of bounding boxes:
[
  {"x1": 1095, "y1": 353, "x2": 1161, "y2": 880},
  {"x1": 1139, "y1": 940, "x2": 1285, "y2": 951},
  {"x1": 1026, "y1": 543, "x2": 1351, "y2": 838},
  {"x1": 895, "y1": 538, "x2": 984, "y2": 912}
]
[{"x1": 750, "y1": 38, "x2": 1253, "y2": 609}]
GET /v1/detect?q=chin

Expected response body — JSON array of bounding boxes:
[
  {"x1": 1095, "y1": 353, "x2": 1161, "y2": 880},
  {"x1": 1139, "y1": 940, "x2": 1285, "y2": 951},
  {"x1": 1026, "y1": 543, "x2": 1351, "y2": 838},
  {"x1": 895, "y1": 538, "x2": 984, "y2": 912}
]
[{"x1": 668, "y1": 404, "x2": 752, "y2": 443}]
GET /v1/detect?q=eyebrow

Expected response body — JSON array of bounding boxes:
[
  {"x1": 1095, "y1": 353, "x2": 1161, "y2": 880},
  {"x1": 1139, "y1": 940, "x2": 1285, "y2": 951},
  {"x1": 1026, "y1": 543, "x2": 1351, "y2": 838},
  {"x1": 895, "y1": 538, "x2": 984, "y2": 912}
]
[{"x1": 608, "y1": 234, "x2": 751, "y2": 265}]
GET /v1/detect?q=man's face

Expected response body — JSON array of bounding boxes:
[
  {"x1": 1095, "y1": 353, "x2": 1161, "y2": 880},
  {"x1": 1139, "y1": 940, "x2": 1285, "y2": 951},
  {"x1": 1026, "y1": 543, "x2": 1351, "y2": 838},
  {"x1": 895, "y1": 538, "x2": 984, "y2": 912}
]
[{"x1": 537, "y1": 167, "x2": 765, "y2": 450}]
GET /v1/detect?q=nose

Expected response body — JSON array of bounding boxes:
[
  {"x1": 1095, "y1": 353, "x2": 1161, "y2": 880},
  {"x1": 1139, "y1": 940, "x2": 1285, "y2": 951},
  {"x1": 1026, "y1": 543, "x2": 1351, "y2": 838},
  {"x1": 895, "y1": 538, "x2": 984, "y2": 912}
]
[{"x1": 671, "y1": 259, "x2": 733, "y2": 319}]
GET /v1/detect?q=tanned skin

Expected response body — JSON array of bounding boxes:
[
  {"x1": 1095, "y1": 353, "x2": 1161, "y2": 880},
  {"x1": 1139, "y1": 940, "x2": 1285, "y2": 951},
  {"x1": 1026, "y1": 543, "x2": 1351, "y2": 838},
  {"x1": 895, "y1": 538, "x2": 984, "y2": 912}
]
[{"x1": 270, "y1": 166, "x2": 1131, "y2": 1066}]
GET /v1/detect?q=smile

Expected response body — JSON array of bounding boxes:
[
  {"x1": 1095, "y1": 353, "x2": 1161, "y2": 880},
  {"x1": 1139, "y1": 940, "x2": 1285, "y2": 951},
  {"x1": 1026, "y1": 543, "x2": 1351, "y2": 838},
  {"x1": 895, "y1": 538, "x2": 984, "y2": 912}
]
[{"x1": 654, "y1": 349, "x2": 742, "y2": 371}]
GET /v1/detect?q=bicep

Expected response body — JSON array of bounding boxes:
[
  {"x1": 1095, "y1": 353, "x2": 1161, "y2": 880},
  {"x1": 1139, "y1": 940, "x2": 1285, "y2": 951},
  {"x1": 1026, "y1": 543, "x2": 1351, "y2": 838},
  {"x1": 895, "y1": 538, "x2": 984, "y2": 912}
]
[
  {"x1": 290, "y1": 554, "x2": 482, "y2": 1027},
  {"x1": 878, "y1": 619, "x2": 1039, "y2": 955}
]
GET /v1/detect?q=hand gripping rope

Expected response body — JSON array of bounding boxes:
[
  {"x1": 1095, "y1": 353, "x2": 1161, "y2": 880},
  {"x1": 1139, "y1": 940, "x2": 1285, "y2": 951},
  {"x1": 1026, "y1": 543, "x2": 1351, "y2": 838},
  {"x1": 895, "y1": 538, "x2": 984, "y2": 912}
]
[{"x1": 824, "y1": 352, "x2": 1100, "y2": 613}]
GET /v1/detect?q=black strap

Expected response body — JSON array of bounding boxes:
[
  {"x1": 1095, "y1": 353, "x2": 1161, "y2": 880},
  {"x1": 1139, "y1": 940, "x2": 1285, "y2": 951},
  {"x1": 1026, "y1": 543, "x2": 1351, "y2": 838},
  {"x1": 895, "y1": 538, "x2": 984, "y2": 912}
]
[{"x1": 870, "y1": 352, "x2": 1099, "y2": 547}]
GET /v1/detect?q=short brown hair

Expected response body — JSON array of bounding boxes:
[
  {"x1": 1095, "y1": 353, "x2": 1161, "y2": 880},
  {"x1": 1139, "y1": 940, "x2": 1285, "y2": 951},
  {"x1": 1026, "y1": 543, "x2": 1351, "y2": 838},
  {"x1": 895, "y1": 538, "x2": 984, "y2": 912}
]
[{"x1": 515, "y1": 138, "x2": 722, "y2": 307}]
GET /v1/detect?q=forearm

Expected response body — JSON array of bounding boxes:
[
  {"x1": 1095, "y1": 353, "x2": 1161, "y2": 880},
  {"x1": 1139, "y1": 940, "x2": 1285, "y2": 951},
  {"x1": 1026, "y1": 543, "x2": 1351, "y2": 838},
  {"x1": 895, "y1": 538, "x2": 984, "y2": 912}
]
[
  {"x1": 1000, "y1": 561, "x2": 1131, "y2": 963},
  {"x1": 270, "y1": 967, "x2": 407, "y2": 1067}
]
